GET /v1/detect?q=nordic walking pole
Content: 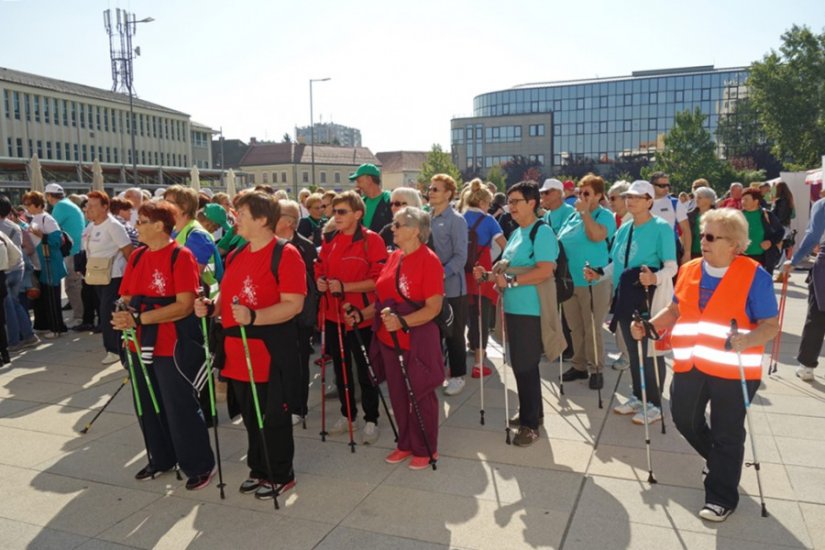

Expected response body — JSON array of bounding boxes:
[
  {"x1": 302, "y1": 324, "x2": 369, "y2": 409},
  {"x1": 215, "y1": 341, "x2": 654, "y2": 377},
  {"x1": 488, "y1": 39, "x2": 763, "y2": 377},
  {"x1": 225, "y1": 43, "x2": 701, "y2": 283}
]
[
  {"x1": 198, "y1": 291, "x2": 226, "y2": 499},
  {"x1": 319, "y1": 296, "x2": 328, "y2": 442},
  {"x1": 333, "y1": 293, "x2": 356, "y2": 453},
  {"x1": 643, "y1": 270, "x2": 666, "y2": 434},
  {"x1": 233, "y1": 297, "x2": 279, "y2": 510},
  {"x1": 79, "y1": 376, "x2": 129, "y2": 434},
  {"x1": 585, "y1": 262, "x2": 603, "y2": 409},
  {"x1": 381, "y1": 307, "x2": 437, "y2": 470},
  {"x1": 344, "y1": 304, "x2": 398, "y2": 442},
  {"x1": 500, "y1": 295, "x2": 512, "y2": 445},
  {"x1": 769, "y1": 274, "x2": 789, "y2": 376},
  {"x1": 633, "y1": 310, "x2": 657, "y2": 484},
  {"x1": 727, "y1": 319, "x2": 768, "y2": 518},
  {"x1": 477, "y1": 290, "x2": 485, "y2": 426}
]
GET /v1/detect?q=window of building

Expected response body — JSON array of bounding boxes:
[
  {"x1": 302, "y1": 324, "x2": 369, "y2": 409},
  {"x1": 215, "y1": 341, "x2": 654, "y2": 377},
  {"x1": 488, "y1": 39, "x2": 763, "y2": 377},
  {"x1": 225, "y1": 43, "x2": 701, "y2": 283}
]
[
  {"x1": 56, "y1": 142, "x2": 62, "y2": 160},
  {"x1": 648, "y1": 118, "x2": 657, "y2": 130},
  {"x1": 114, "y1": 148, "x2": 119, "y2": 163},
  {"x1": 104, "y1": 109, "x2": 109, "y2": 131},
  {"x1": 701, "y1": 88, "x2": 711, "y2": 101},
  {"x1": 334, "y1": 172, "x2": 341, "y2": 184},
  {"x1": 553, "y1": 124, "x2": 561, "y2": 136},
  {"x1": 529, "y1": 124, "x2": 545, "y2": 137},
  {"x1": 2, "y1": 90, "x2": 9, "y2": 119},
  {"x1": 139, "y1": 114, "x2": 144, "y2": 137},
  {"x1": 576, "y1": 98, "x2": 584, "y2": 110},
  {"x1": 79, "y1": 103, "x2": 85, "y2": 128},
  {"x1": 675, "y1": 90, "x2": 684, "y2": 102},
  {"x1": 262, "y1": 173, "x2": 269, "y2": 183},
  {"x1": 46, "y1": 141, "x2": 52, "y2": 159},
  {"x1": 12, "y1": 91, "x2": 20, "y2": 120},
  {"x1": 302, "y1": 171, "x2": 309, "y2": 183},
  {"x1": 24, "y1": 94, "x2": 30, "y2": 121},
  {"x1": 623, "y1": 120, "x2": 632, "y2": 131},
  {"x1": 81, "y1": 144, "x2": 87, "y2": 162},
  {"x1": 282, "y1": 172, "x2": 287, "y2": 183},
  {"x1": 649, "y1": 92, "x2": 657, "y2": 104},
  {"x1": 599, "y1": 121, "x2": 607, "y2": 133},
  {"x1": 36, "y1": 96, "x2": 44, "y2": 123},
  {"x1": 96, "y1": 106, "x2": 101, "y2": 131},
  {"x1": 16, "y1": 138, "x2": 23, "y2": 157},
  {"x1": 600, "y1": 96, "x2": 608, "y2": 108},
  {"x1": 553, "y1": 99, "x2": 562, "y2": 111},
  {"x1": 624, "y1": 94, "x2": 633, "y2": 106},
  {"x1": 64, "y1": 143, "x2": 70, "y2": 160},
  {"x1": 106, "y1": 147, "x2": 111, "y2": 163},
  {"x1": 576, "y1": 123, "x2": 584, "y2": 134}
]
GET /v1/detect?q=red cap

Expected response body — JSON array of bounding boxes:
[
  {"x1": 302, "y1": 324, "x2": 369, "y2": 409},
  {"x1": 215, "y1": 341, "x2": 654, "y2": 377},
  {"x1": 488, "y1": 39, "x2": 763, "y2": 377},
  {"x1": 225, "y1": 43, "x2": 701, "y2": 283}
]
[{"x1": 563, "y1": 180, "x2": 575, "y2": 190}]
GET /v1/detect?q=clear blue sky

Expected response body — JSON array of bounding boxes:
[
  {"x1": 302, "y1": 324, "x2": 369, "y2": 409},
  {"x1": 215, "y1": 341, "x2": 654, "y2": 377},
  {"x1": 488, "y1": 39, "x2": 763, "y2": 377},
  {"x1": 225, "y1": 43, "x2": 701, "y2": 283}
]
[{"x1": 1, "y1": 0, "x2": 823, "y2": 153}]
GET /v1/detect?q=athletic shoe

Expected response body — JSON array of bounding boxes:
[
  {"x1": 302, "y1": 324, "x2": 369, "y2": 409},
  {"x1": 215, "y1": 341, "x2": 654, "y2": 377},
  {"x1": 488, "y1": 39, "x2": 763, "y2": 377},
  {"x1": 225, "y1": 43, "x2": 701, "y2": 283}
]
[
  {"x1": 589, "y1": 372, "x2": 604, "y2": 390},
  {"x1": 632, "y1": 405, "x2": 662, "y2": 425},
  {"x1": 291, "y1": 414, "x2": 302, "y2": 426},
  {"x1": 561, "y1": 367, "x2": 588, "y2": 382},
  {"x1": 72, "y1": 323, "x2": 96, "y2": 332},
  {"x1": 43, "y1": 332, "x2": 61, "y2": 339},
  {"x1": 512, "y1": 426, "x2": 540, "y2": 447},
  {"x1": 443, "y1": 377, "x2": 466, "y2": 396},
  {"x1": 134, "y1": 464, "x2": 174, "y2": 481},
  {"x1": 360, "y1": 421, "x2": 379, "y2": 445},
  {"x1": 255, "y1": 479, "x2": 296, "y2": 500},
  {"x1": 22, "y1": 335, "x2": 41, "y2": 349},
  {"x1": 185, "y1": 468, "x2": 216, "y2": 491},
  {"x1": 101, "y1": 352, "x2": 121, "y2": 365},
  {"x1": 613, "y1": 395, "x2": 643, "y2": 415},
  {"x1": 698, "y1": 503, "x2": 734, "y2": 522},
  {"x1": 408, "y1": 453, "x2": 439, "y2": 470},
  {"x1": 508, "y1": 414, "x2": 544, "y2": 428},
  {"x1": 612, "y1": 356, "x2": 630, "y2": 371},
  {"x1": 385, "y1": 449, "x2": 413, "y2": 464},
  {"x1": 797, "y1": 367, "x2": 815, "y2": 382},
  {"x1": 239, "y1": 478, "x2": 263, "y2": 494},
  {"x1": 471, "y1": 365, "x2": 492, "y2": 378},
  {"x1": 328, "y1": 416, "x2": 358, "y2": 435},
  {"x1": 7, "y1": 342, "x2": 25, "y2": 353},
  {"x1": 701, "y1": 464, "x2": 709, "y2": 479}
]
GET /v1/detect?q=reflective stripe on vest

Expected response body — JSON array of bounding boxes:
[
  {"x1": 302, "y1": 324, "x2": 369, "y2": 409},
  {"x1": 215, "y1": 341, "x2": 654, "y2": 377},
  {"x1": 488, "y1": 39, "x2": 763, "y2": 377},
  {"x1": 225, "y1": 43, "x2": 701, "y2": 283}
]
[{"x1": 671, "y1": 257, "x2": 765, "y2": 380}]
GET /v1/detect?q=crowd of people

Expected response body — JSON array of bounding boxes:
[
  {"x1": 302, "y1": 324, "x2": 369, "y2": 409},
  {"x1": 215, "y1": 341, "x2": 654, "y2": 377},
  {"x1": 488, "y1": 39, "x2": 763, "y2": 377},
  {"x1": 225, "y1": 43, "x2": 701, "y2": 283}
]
[{"x1": 0, "y1": 163, "x2": 822, "y2": 521}]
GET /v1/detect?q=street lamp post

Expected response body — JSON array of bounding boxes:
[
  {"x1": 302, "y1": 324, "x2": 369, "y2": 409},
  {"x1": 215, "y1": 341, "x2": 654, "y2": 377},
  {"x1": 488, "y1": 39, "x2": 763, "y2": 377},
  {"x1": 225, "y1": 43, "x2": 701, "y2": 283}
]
[{"x1": 309, "y1": 77, "x2": 330, "y2": 193}]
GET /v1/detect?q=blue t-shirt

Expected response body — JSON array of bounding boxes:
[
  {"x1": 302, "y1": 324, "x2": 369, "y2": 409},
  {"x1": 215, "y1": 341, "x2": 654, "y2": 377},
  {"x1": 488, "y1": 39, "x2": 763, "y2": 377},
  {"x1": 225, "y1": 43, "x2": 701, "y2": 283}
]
[
  {"x1": 502, "y1": 220, "x2": 559, "y2": 316},
  {"x1": 558, "y1": 205, "x2": 617, "y2": 287},
  {"x1": 543, "y1": 203, "x2": 575, "y2": 235},
  {"x1": 673, "y1": 262, "x2": 778, "y2": 323},
  {"x1": 464, "y1": 209, "x2": 503, "y2": 249},
  {"x1": 610, "y1": 216, "x2": 677, "y2": 289}
]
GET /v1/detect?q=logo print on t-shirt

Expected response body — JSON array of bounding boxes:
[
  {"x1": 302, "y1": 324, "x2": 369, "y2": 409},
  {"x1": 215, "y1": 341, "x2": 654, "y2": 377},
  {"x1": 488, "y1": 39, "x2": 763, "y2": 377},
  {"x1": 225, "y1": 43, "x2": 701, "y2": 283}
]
[
  {"x1": 398, "y1": 273, "x2": 410, "y2": 298},
  {"x1": 150, "y1": 269, "x2": 167, "y2": 295},
  {"x1": 241, "y1": 275, "x2": 258, "y2": 306}
]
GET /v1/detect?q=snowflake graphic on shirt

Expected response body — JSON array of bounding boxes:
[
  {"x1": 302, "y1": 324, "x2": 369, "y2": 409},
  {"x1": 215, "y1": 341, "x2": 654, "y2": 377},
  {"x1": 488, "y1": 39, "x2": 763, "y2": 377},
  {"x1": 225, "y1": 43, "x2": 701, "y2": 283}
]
[
  {"x1": 398, "y1": 273, "x2": 410, "y2": 298},
  {"x1": 150, "y1": 269, "x2": 167, "y2": 295},
  {"x1": 240, "y1": 275, "x2": 258, "y2": 306}
]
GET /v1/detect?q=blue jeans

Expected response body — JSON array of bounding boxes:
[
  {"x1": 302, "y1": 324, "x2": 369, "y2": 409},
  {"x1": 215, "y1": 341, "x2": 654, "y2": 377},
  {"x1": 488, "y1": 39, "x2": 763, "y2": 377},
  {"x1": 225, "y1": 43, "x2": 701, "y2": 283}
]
[{"x1": 5, "y1": 267, "x2": 33, "y2": 346}]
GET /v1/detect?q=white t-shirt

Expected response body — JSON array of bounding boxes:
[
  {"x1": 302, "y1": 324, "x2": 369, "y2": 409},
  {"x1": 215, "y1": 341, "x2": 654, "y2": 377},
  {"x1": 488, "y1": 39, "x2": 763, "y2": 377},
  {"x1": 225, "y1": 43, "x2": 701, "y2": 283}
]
[
  {"x1": 652, "y1": 195, "x2": 687, "y2": 229},
  {"x1": 82, "y1": 214, "x2": 132, "y2": 278}
]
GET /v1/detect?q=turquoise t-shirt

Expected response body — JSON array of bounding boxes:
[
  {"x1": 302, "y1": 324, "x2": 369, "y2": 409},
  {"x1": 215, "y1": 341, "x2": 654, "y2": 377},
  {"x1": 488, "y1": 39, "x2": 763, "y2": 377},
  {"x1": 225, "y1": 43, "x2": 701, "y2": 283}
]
[
  {"x1": 502, "y1": 220, "x2": 559, "y2": 316},
  {"x1": 609, "y1": 216, "x2": 676, "y2": 289},
  {"x1": 543, "y1": 203, "x2": 575, "y2": 235},
  {"x1": 558, "y1": 205, "x2": 617, "y2": 287}
]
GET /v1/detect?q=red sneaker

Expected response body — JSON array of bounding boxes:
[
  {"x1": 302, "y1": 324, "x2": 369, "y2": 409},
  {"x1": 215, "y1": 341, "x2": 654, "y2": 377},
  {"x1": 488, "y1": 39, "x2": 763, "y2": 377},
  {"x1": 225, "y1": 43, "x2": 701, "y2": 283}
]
[
  {"x1": 408, "y1": 453, "x2": 439, "y2": 470},
  {"x1": 471, "y1": 365, "x2": 492, "y2": 378},
  {"x1": 385, "y1": 449, "x2": 413, "y2": 464}
]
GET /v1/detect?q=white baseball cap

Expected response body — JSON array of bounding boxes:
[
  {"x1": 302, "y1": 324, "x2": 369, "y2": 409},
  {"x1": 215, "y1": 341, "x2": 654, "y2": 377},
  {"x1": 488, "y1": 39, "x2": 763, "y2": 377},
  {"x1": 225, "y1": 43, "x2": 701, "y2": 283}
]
[
  {"x1": 44, "y1": 183, "x2": 64, "y2": 195},
  {"x1": 623, "y1": 180, "x2": 655, "y2": 198},
  {"x1": 539, "y1": 178, "x2": 564, "y2": 193},
  {"x1": 154, "y1": 187, "x2": 166, "y2": 198}
]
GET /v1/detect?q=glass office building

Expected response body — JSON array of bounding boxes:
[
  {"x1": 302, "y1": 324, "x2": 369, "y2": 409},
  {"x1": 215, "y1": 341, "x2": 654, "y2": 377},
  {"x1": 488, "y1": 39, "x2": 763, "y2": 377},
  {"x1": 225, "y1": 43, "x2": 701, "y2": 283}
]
[{"x1": 451, "y1": 65, "x2": 749, "y2": 173}]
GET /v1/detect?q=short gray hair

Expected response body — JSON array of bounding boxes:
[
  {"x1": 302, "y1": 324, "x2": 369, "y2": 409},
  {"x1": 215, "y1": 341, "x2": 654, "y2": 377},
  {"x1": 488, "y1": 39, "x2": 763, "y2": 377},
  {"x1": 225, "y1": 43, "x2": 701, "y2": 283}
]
[
  {"x1": 730, "y1": 182, "x2": 743, "y2": 190},
  {"x1": 278, "y1": 199, "x2": 300, "y2": 226},
  {"x1": 395, "y1": 206, "x2": 431, "y2": 244},
  {"x1": 694, "y1": 186, "x2": 717, "y2": 203},
  {"x1": 391, "y1": 187, "x2": 422, "y2": 209},
  {"x1": 608, "y1": 180, "x2": 630, "y2": 197}
]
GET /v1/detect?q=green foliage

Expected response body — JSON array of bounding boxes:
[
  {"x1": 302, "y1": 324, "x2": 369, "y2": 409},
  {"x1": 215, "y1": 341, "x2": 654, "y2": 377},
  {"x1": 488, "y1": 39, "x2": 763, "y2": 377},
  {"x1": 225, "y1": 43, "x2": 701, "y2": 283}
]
[
  {"x1": 282, "y1": 133, "x2": 292, "y2": 143},
  {"x1": 748, "y1": 25, "x2": 825, "y2": 168},
  {"x1": 418, "y1": 144, "x2": 463, "y2": 186},
  {"x1": 502, "y1": 155, "x2": 544, "y2": 187},
  {"x1": 486, "y1": 164, "x2": 507, "y2": 192}
]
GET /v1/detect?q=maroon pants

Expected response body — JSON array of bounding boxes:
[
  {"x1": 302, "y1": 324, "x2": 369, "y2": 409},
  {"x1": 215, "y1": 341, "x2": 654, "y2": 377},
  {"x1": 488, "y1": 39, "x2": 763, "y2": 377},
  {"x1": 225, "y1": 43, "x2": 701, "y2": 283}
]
[{"x1": 377, "y1": 341, "x2": 438, "y2": 457}]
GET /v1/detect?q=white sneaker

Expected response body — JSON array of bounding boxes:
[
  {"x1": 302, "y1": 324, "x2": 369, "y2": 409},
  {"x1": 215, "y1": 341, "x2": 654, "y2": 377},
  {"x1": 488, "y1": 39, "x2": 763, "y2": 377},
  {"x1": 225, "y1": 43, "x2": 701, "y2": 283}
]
[
  {"x1": 328, "y1": 416, "x2": 358, "y2": 435},
  {"x1": 291, "y1": 414, "x2": 302, "y2": 426},
  {"x1": 632, "y1": 404, "x2": 662, "y2": 425},
  {"x1": 443, "y1": 377, "x2": 466, "y2": 396},
  {"x1": 613, "y1": 395, "x2": 643, "y2": 415},
  {"x1": 796, "y1": 366, "x2": 815, "y2": 382},
  {"x1": 612, "y1": 356, "x2": 630, "y2": 371},
  {"x1": 360, "y1": 421, "x2": 379, "y2": 445},
  {"x1": 101, "y1": 352, "x2": 121, "y2": 365}
]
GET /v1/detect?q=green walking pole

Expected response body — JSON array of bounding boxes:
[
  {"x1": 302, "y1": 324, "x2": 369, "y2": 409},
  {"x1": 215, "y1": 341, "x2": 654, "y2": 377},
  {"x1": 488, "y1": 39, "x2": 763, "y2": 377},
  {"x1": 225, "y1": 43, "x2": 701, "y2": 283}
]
[
  {"x1": 199, "y1": 292, "x2": 226, "y2": 499},
  {"x1": 234, "y1": 297, "x2": 279, "y2": 511}
]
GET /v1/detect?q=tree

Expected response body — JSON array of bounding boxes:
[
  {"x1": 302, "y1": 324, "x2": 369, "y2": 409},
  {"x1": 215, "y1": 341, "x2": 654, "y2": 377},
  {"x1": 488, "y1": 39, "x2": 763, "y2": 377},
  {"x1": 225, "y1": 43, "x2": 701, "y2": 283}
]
[
  {"x1": 418, "y1": 144, "x2": 462, "y2": 186},
  {"x1": 282, "y1": 133, "x2": 292, "y2": 143},
  {"x1": 748, "y1": 25, "x2": 825, "y2": 169},
  {"x1": 555, "y1": 156, "x2": 597, "y2": 180},
  {"x1": 502, "y1": 155, "x2": 544, "y2": 187},
  {"x1": 715, "y1": 97, "x2": 783, "y2": 177},
  {"x1": 650, "y1": 107, "x2": 726, "y2": 193},
  {"x1": 486, "y1": 164, "x2": 507, "y2": 192},
  {"x1": 606, "y1": 153, "x2": 652, "y2": 182}
]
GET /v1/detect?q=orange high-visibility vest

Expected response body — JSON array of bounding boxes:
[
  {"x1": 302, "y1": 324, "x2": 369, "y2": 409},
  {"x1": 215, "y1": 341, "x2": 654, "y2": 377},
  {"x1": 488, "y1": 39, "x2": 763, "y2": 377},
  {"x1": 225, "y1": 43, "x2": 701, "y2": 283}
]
[{"x1": 671, "y1": 257, "x2": 765, "y2": 380}]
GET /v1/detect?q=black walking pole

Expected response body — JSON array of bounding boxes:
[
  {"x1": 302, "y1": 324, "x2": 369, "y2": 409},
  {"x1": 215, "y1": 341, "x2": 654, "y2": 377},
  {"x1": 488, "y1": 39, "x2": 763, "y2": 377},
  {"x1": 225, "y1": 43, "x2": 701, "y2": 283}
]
[
  {"x1": 41, "y1": 240, "x2": 60, "y2": 338},
  {"x1": 500, "y1": 294, "x2": 512, "y2": 445},
  {"x1": 198, "y1": 292, "x2": 226, "y2": 499},
  {"x1": 381, "y1": 307, "x2": 436, "y2": 471},
  {"x1": 234, "y1": 297, "x2": 279, "y2": 510},
  {"x1": 79, "y1": 376, "x2": 129, "y2": 434},
  {"x1": 477, "y1": 291, "x2": 485, "y2": 425},
  {"x1": 344, "y1": 305, "x2": 398, "y2": 442},
  {"x1": 319, "y1": 296, "x2": 328, "y2": 442},
  {"x1": 633, "y1": 310, "x2": 657, "y2": 484}
]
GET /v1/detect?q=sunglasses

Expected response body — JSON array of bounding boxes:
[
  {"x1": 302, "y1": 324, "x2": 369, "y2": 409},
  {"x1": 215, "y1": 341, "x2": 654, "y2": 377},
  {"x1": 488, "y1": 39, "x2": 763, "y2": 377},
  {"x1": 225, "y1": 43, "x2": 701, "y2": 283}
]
[
  {"x1": 392, "y1": 221, "x2": 407, "y2": 230},
  {"x1": 428, "y1": 186, "x2": 441, "y2": 193},
  {"x1": 333, "y1": 208, "x2": 352, "y2": 216},
  {"x1": 507, "y1": 198, "x2": 527, "y2": 206},
  {"x1": 581, "y1": 191, "x2": 592, "y2": 198},
  {"x1": 653, "y1": 183, "x2": 670, "y2": 189},
  {"x1": 609, "y1": 196, "x2": 620, "y2": 202},
  {"x1": 390, "y1": 201, "x2": 408, "y2": 208},
  {"x1": 700, "y1": 232, "x2": 727, "y2": 243}
]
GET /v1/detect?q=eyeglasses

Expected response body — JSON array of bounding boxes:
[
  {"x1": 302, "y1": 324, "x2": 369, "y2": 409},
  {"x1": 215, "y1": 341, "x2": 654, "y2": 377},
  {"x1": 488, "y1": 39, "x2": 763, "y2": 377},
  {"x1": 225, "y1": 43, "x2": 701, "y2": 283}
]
[
  {"x1": 333, "y1": 208, "x2": 352, "y2": 216},
  {"x1": 310, "y1": 205, "x2": 323, "y2": 210},
  {"x1": 507, "y1": 198, "x2": 527, "y2": 206},
  {"x1": 581, "y1": 191, "x2": 592, "y2": 198},
  {"x1": 390, "y1": 201, "x2": 407, "y2": 208},
  {"x1": 392, "y1": 221, "x2": 407, "y2": 230},
  {"x1": 608, "y1": 196, "x2": 620, "y2": 202},
  {"x1": 428, "y1": 186, "x2": 441, "y2": 193},
  {"x1": 699, "y1": 232, "x2": 727, "y2": 243},
  {"x1": 321, "y1": 203, "x2": 331, "y2": 208}
]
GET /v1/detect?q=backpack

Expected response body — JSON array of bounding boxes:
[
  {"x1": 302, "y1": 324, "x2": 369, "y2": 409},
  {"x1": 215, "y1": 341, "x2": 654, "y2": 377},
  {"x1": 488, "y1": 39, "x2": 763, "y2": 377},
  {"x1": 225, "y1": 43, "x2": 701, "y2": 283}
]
[
  {"x1": 131, "y1": 244, "x2": 182, "y2": 272},
  {"x1": 528, "y1": 220, "x2": 574, "y2": 304},
  {"x1": 59, "y1": 231, "x2": 73, "y2": 257},
  {"x1": 464, "y1": 214, "x2": 486, "y2": 273}
]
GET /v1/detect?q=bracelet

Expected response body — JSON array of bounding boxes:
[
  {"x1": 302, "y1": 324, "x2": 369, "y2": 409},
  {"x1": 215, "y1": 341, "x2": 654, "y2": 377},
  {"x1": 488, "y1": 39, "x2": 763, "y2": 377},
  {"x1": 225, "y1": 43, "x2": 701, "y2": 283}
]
[
  {"x1": 396, "y1": 314, "x2": 410, "y2": 333},
  {"x1": 247, "y1": 308, "x2": 257, "y2": 326}
]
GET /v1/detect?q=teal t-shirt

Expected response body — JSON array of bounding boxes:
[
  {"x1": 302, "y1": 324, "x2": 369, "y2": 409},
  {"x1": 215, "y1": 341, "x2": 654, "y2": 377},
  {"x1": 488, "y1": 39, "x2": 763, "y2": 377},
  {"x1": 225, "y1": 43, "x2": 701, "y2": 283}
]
[
  {"x1": 558, "y1": 205, "x2": 617, "y2": 287},
  {"x1": 609, "y1": 216, "x2": 677, "y2": 289},
  {"x1": 502, "y1": 220, "x2": 559, "y2": 316},
  {"x1": 743, "y1": 209, "x2": 765, "y2": 256},
  {"x1": 363, "y1": 190, "x2": 390, "y2": 229},
  {"x1": 543, "y1": 203, "x2": 575, "y2": 235},
  {"x1": 51, "y1": 198, "x2": 85, "y2": 255}
]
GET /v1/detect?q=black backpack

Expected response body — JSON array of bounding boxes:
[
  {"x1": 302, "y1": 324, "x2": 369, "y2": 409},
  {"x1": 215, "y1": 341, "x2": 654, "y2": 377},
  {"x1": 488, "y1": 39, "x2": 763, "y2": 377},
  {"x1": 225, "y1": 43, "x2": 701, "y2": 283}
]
[
  {"x1": 58, "y1": 231, "x2": 73, "y2": 257},
  {"x1": 464, "y1": 214, "x2": 485, "y2": 273},
  {"x1": 528, "y1": 220, "x2": 574, "y2": 304}
]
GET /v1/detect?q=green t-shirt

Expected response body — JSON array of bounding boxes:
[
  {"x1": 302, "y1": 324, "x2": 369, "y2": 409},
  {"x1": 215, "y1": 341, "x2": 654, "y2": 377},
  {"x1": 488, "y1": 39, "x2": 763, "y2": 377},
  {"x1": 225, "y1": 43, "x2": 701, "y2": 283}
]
[
  {"x1": 363, "y1": 190, "x2": 390, "y2": 229},
  {"x1": 743, "y1": 209, "x2": 765, "y2": 256},
  {"x1": 691, "y1": 214, "x2": 702, "y2": 255}
]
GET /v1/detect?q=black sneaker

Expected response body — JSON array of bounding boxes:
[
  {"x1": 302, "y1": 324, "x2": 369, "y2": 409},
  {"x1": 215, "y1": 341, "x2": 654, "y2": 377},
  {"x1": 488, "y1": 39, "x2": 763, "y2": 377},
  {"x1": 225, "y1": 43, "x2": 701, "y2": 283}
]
[
  {"x1": 508, "y1": 414, "x2": 544, "y2": 428},
  {"x1": 239, "y1": 478, "x2": 262, "y2": 494},
  {"x1": 512, "y1": 426, "x2": 540, "y2": 447},
  {"x1": 589, "y1": 372, "x2": 604, "y2": 390},
  {"x1": 255, "y1": 479, "x2": 296, "y2": 500},
  {"x1": 134, "y1": 464, "x2": 174, "y2": 481},
  {"x1": 698, "y1": 503, "x2": 733, "y2": 522},
  {"x1": 185, "y1": 468, "x2": 216, "y2": 491},
  {"x1": 561, "y1": 367, "x2": 588, "y2": 382}
]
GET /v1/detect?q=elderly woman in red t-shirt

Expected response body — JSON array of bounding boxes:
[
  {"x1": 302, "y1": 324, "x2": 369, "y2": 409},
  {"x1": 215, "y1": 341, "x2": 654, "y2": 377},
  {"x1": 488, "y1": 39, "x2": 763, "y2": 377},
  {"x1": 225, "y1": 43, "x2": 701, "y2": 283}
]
[
  {"x1": 112, "y1": 200, "x2": 216, "y2": 491},
  {"x1": 195, "y1": 191, "x2": 306, "y2": 501},
  {"x1": 345, "y1": 206, "x2": 445, "y2": 470}
]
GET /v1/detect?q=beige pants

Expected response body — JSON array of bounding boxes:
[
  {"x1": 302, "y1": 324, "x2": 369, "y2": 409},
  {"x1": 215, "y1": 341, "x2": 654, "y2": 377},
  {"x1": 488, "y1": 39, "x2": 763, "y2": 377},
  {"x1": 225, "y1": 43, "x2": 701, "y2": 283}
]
[{"x1": 562, "y1": 282, "x2": 612, "y2": 373}]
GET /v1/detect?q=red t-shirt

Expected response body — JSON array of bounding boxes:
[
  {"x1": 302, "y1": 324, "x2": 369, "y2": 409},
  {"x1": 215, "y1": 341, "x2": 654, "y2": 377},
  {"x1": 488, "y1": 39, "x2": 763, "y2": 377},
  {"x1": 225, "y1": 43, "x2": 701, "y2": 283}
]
[
  {"x1": 375, "y1": 246, "x2": 444, "y2": 350},
  {"x1": 220, "y1": 239, "x2": 307, "y2": 382},
  {"x1": 119, "y1": 242, "x2": 200, "y2": 357}
]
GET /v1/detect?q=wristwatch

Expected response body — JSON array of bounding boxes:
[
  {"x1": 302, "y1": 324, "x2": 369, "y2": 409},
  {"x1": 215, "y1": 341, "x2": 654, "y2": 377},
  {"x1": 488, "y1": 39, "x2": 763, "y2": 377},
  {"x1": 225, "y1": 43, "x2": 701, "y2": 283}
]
[{"x1": 505, "y1": 274, "x2": 519, "y2": 288}]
